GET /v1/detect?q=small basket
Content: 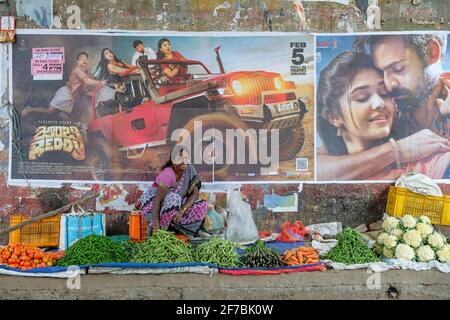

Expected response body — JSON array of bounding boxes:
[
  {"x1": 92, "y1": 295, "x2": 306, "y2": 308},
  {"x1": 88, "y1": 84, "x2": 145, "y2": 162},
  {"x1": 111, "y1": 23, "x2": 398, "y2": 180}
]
[
  {"x1": 9, "y1": 215, "x2": 61, "y2": 247},
  {"x1": 129, "y1": 212, "x2": 147, "y2": 242},
  {"x1": 386, "y1": 186, "x2": 450, "y2": 226}
]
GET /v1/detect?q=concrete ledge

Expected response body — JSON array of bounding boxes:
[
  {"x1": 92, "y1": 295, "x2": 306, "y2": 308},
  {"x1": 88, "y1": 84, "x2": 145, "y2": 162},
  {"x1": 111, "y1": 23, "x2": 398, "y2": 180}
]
[{"x1": 1, "y1": 270, "x2": 449, "y2": 300}]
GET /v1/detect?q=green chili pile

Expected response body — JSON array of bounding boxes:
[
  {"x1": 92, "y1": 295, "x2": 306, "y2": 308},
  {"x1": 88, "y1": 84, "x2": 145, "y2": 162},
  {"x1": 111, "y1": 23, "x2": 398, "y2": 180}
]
[
  {"x1": 56, "y1": 235, "x2": 128, "y2": 266},
  {"x1": 323, "y1": 228, "x2": 381, "y2": 265},
  {"x1": 194, "y1": 237, "x2": 240, "y2": 268},
  {"x1": 240, "y1": 240, "x2": 285, "y2": 268},
  {"x1": 121, "y1": 240, "x2": 142, "y2": 261},
  {"x1": 131, "y1": 230, "x2": 193, "y2": 263}
]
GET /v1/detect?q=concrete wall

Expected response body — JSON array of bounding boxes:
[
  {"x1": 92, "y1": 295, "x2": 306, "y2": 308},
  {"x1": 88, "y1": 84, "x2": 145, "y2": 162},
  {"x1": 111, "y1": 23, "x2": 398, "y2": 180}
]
[{"x1": 1, "y1": 0, "x2": 449, "y2": 243}]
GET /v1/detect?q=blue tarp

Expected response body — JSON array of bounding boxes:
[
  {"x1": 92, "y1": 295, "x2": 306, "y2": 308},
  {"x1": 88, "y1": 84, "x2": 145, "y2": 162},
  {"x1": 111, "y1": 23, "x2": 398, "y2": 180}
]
[
  {"x1": 237, "y1": 240, "x2": 305, "y2": 255},
  {"x1": 0, "y1": 241, "x2": 309, "y2": 274}
]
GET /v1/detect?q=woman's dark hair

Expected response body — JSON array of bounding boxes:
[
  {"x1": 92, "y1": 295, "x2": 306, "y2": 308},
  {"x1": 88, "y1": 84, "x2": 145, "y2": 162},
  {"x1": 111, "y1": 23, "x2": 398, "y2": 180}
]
[
  {"x1": 157, "y1": 37, "x2": 171, "y2": 60},
  {"x1": 95, "y1": 48, "x2": 126, "y2": 81},
  {"x1": 162, "y1": 144, "x2": 190, "y2": 170},
  {"x1": 317, "y1": 51, "x2": 376, "y2": 156}
]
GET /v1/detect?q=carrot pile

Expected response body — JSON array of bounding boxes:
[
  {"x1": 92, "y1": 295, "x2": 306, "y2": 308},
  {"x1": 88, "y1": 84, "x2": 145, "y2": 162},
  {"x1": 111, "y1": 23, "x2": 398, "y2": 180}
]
[{"x1": 282, "y1": 246, "x2": 320, "y2": 266}]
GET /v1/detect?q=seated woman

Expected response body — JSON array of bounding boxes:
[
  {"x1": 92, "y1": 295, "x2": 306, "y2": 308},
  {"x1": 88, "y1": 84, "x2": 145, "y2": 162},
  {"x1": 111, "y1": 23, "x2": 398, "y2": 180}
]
[
  {"x1": 156, "y1": 37, "x2": 188, "y2": 83},
  {"x1": 135, "y1": 145, "x2": 207, "y2": 236},
  {"x1": 317, "y1": 51, "x2": 450, "y2": 180}
]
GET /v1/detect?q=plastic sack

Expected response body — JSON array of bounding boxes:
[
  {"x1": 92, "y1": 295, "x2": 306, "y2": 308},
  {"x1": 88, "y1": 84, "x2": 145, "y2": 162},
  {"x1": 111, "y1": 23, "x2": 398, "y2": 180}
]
[
  {"x1": 277, "y1": 221, "x2": 309, "y2": 242},
  {"x1": 203, "y1": 208, "x2": 225, "y2": 235},
  {"x1": 225, "y1": 190, "x2": 259, "y2": 243},
  {"x1": 59, "y1": 205, "x2": 106, "y2": 250},
  {"x1": 395, "y1": 172, "x2": 443, "y2": 196}
]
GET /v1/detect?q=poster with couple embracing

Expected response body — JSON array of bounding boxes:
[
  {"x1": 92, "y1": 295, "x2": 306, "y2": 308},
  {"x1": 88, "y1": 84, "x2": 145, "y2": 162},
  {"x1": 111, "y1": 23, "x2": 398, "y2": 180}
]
[{"x1": 315, "y1": 32, "x2": 450, "y2": 182}]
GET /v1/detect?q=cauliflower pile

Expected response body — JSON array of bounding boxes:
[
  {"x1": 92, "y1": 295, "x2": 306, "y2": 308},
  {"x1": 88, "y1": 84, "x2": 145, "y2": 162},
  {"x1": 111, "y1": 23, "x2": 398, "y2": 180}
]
[{"x1": 375, "y1": 215, "x2": 449, "y2": 263}]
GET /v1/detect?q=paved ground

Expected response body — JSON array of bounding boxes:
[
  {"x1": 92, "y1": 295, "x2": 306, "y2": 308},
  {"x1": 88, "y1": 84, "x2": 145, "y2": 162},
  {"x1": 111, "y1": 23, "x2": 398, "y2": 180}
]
[{"x1": 1, "y1": 269, "x2": 449, "y2": 300}]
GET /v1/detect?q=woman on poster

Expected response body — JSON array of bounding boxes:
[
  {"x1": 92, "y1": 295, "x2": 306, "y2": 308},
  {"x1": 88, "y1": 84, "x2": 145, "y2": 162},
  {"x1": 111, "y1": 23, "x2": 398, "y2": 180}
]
[
  {"x1": 317, "y1": 51, "x2": 450, "y2": 180},
  {"x1": 156, "y1": 37, "x2": 188, "y2": 83}
]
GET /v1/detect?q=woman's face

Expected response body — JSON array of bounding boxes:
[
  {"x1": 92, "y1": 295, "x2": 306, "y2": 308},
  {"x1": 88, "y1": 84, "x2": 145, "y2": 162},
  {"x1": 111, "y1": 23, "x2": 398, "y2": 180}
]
[
  {"x1": 337, "y1": 68, "x2": 396, "y2": 152},
  {"x1": 160, "y1": 41, "x2": 172, "y2": 55},
  {"x1": 172, "y1": 150, "x2": 189, "y2": 173},
  {"x1": 104, "y1": 49, "x2": 115, "y2": 61}
]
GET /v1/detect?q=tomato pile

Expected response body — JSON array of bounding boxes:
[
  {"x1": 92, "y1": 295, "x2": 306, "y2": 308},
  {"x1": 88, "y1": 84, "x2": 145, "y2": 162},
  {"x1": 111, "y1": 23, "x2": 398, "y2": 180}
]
[{"x1": 0, "y1": 243, "x2": 65, "y2": 270}]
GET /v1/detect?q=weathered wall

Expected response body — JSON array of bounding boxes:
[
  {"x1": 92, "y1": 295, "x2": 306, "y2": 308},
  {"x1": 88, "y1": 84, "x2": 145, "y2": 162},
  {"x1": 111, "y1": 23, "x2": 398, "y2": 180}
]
[{"x1": 1, "y1": 0, "x2": 450, "y2": 244}]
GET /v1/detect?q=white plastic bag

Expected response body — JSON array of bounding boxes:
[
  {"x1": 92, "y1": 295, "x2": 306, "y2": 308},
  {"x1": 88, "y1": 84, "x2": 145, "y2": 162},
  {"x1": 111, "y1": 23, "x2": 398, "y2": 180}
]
[
  {"x1": 395, "y1": 172, "x2": 443, "y2": 196},
  {"x1": 225, "y1": 190, "x2": 259, "y2": 243}
]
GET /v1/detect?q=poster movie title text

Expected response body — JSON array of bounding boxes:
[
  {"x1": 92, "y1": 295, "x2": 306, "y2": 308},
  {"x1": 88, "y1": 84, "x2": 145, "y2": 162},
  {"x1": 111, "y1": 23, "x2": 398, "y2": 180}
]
[{"x1": 29, "y1": 126, "x2": 85, "y2": 161}]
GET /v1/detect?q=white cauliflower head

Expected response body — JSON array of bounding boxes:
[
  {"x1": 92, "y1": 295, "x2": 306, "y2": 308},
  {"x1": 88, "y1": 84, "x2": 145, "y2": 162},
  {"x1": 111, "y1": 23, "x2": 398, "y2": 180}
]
[
  {"x1": 417, "y1": 245, "x2": 435, "y2": 262},
  {"x1": 382, "y1": 216, "x2": 399, "y2": 232},
  {"x1": 395, "y1": 244, "x2": 415, "y2": 261},
  {"x1": 436, "y1": 245, "x2": 450, "y2": 263},
  {"x1": 427, "y1": 232, "x2": 445, "y2": 249},
  {"x1": 384, "y1": 235, "x2": 398, "y2": 249},
  {"x1": 390, "y1": 228, "x2": 403, "y2": 240},
  {"x1": 418, "y1": 215, "x2": 431, "y2": 225},
  {"x1": 401, "y1": 215, "x2": 417, "y2": 229},
  {"x1": 383, "y1": 247, "x2": 395, "y2": 259},
  {"x1": 403, "y1": 230, "x2": 422, "y2": 248},
  {"x1": 415, "y1": 223, "x2": 433, "y2": 238},
  {"x1": 377, "y1": 232, "x2": 389, "y2": 245}
]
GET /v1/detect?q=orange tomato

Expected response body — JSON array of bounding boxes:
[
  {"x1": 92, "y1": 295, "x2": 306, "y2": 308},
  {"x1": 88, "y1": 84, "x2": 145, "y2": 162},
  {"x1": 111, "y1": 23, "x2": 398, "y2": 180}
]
[{"x1": 47, "y1": 261, "x2": 53, "y2": 267}]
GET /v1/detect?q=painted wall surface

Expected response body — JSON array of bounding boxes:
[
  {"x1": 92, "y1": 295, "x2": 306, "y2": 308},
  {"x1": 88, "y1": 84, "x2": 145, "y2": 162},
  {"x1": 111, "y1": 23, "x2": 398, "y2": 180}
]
[{"x1": 1, "y1": 0, "x2": 450, "y2": 243}]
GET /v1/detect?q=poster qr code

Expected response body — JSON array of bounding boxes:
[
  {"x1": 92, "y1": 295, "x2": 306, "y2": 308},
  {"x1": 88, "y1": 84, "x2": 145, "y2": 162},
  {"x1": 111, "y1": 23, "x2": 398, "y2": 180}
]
[{"x1": 296, "y1": 158, "x2": 308, "y2": 171}]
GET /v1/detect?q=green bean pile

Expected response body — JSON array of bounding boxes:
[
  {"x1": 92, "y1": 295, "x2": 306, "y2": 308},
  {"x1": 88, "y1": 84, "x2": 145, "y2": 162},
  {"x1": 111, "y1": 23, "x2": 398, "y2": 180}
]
[
  {"x1": 56, "y1": 235, "x2": 128, "y2": 266},
  {"x1": 121, "y1": 240, "x2": 142, "y2": 261},
  {"x1": 240, "y1": 240, "x2": 285, "y2": 268},
  {"x1": 323, "y1": 228, "x2": 381, "y2": 265},
  {"x1": 194, "y1": 237, "x2": 241, "y2": 268},
  {"x1": 131, "y1": 230, "x2": 194, "y2": 263}
]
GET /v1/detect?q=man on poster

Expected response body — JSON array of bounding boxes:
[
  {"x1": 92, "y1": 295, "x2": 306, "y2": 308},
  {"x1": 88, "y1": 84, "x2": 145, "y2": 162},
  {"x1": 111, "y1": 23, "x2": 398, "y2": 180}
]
[
  {"x1": 21, "y1": 52, "x2": 107, "y2": 120},
  {"x1": 131, "y1": 40, "x2": 157, "y2": 66},
  {"x1": 317, "y1": 33, "x2": 450, "y2": 180}
]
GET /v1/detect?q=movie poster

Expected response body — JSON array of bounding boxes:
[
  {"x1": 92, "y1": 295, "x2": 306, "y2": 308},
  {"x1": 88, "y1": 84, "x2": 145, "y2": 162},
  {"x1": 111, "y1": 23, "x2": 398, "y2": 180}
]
[
  {"x1": 9, "y1": 31, "x2": 315, "y2": 185},
  {"x1": 315, "y1": 32, "x2": 450, "y2": 182}
]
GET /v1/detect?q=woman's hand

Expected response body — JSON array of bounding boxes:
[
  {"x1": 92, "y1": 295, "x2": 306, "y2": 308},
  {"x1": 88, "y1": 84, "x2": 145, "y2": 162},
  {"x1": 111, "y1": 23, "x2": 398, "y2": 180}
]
[
  {"x1": 437, "y1": 77, "x2": 450, "y2": 116},
  {"x1": 397, "y1": 129, "x2": 450, "y2": 163},
  {"x1": 174, "y1": 208, "x2": 185, "y2": 222}
]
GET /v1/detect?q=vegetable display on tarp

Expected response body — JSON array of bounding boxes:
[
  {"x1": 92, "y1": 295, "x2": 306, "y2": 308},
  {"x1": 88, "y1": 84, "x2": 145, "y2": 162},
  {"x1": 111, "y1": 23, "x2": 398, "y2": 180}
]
[
  {"x1": 0, "y1": 244, "x2": 64, "y2": 270},
  {"x1": 324, "y1": 228, "x2": 380, "y2": 264},
  {"x1": 56, "y1": 235, "x2": 127, "y2": 266},
  {"x1": 194, "y1": 237, "x2": 240, "y2": 268},
  {"x1": 282, "y1": 246, "x2": 320, "y2": 266},
  {"x1": 240, "y1": 240, "x2": 285, "y2": 268},
  {"x1": 131, "y1": 230, "x2": 194, "y2": 263},
  {"x1": 375, "y1": 215, "x2": 450, "y2": 263}
]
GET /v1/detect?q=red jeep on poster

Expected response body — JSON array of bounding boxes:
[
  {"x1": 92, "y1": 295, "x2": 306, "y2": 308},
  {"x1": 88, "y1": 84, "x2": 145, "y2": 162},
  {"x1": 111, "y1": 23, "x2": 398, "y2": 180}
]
[{"x1": 87, "y1": 48, "x2": 308, "y2": 181}]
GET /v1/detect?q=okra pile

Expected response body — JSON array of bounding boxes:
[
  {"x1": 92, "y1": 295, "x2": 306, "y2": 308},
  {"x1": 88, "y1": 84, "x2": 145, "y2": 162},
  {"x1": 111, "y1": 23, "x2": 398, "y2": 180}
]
[
  {"x1": 240, "y1": 240, "x2": 285, "y2": 268},
  {"x1": 56, "y1": 235, "x2": 128, "y2": 266}
]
